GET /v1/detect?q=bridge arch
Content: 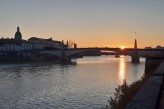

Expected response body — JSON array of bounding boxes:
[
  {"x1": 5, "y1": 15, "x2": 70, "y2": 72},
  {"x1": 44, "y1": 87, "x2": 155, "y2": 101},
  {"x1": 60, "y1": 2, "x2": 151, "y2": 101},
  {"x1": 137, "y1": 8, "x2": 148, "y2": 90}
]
[
  {"x1": 65, "y1": 49, "x2": 101, "y2": 58},
  {"x1": 34, "y1": 52, "x2": 61, "y2": 61}
]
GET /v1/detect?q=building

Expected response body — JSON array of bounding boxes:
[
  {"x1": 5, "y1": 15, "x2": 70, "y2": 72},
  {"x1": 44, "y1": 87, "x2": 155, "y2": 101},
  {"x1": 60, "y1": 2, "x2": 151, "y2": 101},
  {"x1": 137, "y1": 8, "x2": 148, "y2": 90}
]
[
  {"x1": 0, "y1": 39, "x2": 32, "y2": 52},
  {"x1": 145, "y1": 46, "x2": 152, "y2": 49},
  {"x1": 28, "y1": 37, "x2": 67, "y2": 50},
  {"x1": 0, "y1": 27, "x2": 69, "y2": 52},
  {"x1": 156, "y1": 45, "x2": 164, "y2": 49},
  {"x1": 15, "y1": 26, "x2": 22, "y2": 41},
  {"x1": 0, "y1": 26, "x2": 72, "y2": 62},
  {"x1": 0, "y1": 27, "x2": 32, "y2": 52}
]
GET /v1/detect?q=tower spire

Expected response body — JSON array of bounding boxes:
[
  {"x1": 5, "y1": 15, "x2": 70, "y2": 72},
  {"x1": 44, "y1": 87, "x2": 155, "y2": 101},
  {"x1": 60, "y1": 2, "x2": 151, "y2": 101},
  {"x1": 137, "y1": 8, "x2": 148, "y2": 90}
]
[
  {"x1": 17, "y1": 26, "x2": 20, "y2": 32},
  {"x1": 134, "y1": 39, "x2": 137, "y2": 50},
  {"x1": 132, "y1": 39, "x2": 139, "y2": 63},
  {"x1": 15, "y1": 26, "x2": 22, "y2": 40}
]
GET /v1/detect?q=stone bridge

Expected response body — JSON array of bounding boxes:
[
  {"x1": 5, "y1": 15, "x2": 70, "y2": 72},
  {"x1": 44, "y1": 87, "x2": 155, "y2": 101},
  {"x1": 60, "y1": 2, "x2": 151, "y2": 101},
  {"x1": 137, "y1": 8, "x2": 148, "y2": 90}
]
[
  {"x1": 36, "y1": 47, "x2": 163, "y2": 62},
  {"x1": 21, "y1": 39, "x2": 164, "y2": 62}
]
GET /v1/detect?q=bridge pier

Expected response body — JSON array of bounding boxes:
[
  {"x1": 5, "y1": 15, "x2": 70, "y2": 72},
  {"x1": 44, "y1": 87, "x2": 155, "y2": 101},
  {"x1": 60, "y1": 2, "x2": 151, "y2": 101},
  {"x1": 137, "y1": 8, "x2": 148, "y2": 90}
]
[
  {"x1": 60, "y1": 40, "x2": 72, "y2": 62},
  {"x1": 132, "y1": 55, "x2": 140, "y2": 63},
  {"x1": 60, "y1": 40, "x2": 66, "y2": 62}
]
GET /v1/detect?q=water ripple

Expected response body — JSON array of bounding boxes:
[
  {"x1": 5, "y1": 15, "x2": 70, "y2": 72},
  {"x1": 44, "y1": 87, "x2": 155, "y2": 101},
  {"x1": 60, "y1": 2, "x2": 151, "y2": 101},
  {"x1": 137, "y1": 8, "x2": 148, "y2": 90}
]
[{"x1": 0, "y1": 56, "x2": 145, "y2": 109}]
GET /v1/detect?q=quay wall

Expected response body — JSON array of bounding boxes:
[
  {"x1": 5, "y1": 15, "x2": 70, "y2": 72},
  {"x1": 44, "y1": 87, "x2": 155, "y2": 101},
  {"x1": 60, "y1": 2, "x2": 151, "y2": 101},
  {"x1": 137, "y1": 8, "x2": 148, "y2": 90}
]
[{"x1": 125, "y1": 60, "x2": 164, "y2": 109}]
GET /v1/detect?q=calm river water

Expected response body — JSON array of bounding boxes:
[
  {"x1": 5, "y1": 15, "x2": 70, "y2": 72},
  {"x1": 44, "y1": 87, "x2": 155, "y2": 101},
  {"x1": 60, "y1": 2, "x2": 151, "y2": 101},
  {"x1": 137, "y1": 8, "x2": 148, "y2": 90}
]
[{"x1": 0, "y1": 56, "x2": 145, "y2": 109}]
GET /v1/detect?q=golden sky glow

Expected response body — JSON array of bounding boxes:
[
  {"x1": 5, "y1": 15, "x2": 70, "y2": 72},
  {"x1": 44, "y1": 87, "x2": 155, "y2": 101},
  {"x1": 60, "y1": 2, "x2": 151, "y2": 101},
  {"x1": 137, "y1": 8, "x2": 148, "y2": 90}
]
[{"x1": 0, "y1": 0, "x2": 164, "y2": 48}]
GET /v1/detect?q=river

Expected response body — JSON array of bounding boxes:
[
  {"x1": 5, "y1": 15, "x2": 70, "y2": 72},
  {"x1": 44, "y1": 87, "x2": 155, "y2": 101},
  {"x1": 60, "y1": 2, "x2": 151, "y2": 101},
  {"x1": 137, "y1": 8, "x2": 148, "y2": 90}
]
[{"x1": 0, "y1": 55, "x2": 145, "y2": 109}]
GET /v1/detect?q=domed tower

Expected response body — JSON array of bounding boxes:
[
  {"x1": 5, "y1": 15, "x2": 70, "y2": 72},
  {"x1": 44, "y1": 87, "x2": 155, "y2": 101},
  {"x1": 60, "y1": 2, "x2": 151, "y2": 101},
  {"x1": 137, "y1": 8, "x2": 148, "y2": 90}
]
[{"x1": 15, "y1": 26, "x2": 22, "y2": 41}]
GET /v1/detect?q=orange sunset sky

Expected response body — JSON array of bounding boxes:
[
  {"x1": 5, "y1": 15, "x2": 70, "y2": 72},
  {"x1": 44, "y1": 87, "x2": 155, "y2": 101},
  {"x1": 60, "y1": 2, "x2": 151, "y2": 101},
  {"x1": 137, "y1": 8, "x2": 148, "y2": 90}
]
[{"x1": 0, "y1": 0, "x2": 164, "y2": 48}]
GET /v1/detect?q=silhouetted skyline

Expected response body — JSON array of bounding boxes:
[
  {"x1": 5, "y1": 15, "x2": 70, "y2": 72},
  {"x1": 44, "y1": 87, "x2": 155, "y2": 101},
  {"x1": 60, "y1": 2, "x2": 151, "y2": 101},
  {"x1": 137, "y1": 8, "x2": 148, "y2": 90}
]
[{"x1": 0, "y1": 0, "x2": 164, "y2": 48}]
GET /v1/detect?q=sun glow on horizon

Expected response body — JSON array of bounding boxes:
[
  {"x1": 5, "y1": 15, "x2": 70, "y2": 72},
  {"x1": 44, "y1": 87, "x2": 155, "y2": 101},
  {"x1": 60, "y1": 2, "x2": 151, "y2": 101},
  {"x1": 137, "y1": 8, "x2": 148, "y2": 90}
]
[{"x1": 120, "y1": 46, "x2": 126, "y2": 50}]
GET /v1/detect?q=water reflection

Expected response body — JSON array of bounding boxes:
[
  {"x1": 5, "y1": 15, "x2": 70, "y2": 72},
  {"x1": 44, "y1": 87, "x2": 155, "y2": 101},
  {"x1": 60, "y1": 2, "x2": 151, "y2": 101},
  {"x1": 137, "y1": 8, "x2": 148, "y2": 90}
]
[
  {"x1": 118, "y1": 56, "x2": 126, "y2": 85},
  {"x1": 0, "y1": 56, "x2": 145, "y2": 109}
]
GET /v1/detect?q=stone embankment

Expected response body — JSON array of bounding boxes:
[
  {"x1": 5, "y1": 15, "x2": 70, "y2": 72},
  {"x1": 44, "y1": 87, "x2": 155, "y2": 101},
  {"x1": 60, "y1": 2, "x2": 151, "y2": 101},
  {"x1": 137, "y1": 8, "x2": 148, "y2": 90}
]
[{"x1": 125, "y1": 61, "x2": 164, "y2": 109}]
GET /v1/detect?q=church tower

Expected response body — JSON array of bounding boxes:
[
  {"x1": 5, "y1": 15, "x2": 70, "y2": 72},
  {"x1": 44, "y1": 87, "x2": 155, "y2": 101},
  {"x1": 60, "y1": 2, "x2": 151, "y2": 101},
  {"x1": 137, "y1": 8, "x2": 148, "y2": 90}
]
[
  {"x1": 132, "y1": 39, "x2": 140, "y2": 63},
  {"x1": 15, "y1": 26, "x2": 22, "y2": 41},
  {"x1": 134, "y1": 39, "x2": 137, "y2": 52}
]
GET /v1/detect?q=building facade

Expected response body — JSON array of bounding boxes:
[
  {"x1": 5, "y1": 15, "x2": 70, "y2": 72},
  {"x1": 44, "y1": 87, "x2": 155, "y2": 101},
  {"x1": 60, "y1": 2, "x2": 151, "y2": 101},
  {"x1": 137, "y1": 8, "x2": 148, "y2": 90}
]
[
  {"x1": 28, "y1": 37, "x2": 66, "y2": 50},
  {"x1": 0, "y1": 26, "x2": 76, "y2": 62},
  {"x1": 0, "y1": 27, "x2": 32, "y2": 52}
]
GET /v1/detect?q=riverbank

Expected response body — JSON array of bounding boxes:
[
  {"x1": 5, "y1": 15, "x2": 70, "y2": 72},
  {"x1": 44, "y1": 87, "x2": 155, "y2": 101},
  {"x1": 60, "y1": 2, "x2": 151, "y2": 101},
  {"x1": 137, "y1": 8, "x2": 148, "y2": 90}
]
[
  {"x1": 102, "y1": 57, "x2": 164, "y2": 109},
  {"x1": 102, "y1": 64, "x2": 157, "y2": 109},
  {"x1": 125, "y1": 60, "x2": 164, "y2": 109}
]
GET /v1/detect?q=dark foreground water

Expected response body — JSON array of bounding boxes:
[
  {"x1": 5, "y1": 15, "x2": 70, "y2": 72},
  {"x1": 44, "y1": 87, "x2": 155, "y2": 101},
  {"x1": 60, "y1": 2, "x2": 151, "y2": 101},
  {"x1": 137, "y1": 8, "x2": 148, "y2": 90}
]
[{"x1": 0, "y1": 56, "x2": 145, "y2": 109}]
